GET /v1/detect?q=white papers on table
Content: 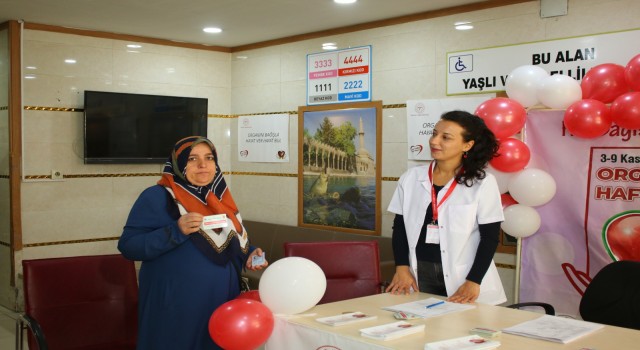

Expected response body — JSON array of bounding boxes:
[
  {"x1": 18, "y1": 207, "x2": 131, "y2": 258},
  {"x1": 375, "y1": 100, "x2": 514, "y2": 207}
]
[
  {"x1": 502, "y1": 315, "x2": 604, "y2": 343},
  {"x1": 382, "y1": 297, "x2": 475, "y2": 319},
  {"x1": 424, "y1": 335, "x2": 501, "y2": 350},
  {"x1": 315, "y1": 312, "x2": 378, "y2": 326},
  {"x1": 360, "y1": 321, "x2": 425, "y2": 341}
]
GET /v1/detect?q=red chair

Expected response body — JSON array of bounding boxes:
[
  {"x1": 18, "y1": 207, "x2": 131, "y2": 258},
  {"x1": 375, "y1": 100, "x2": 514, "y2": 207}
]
[
  {"x1": 284, "y1": 241, "x2": 382, "y2": 304},
  {"x1": 18, "y1": 254, "x2": 138, "y2": 350}
]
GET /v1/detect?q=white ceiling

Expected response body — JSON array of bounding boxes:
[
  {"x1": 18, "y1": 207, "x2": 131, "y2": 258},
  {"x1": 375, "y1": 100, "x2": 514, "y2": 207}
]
[{"x1": 0, "y1": 0, "x2": 491, "y2": 48}]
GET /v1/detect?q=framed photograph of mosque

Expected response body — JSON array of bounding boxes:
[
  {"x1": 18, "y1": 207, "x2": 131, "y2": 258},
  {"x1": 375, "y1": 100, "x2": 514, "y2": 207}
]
[{"x1": 298, "y1": 101, "x2": 382, "y2": 235}]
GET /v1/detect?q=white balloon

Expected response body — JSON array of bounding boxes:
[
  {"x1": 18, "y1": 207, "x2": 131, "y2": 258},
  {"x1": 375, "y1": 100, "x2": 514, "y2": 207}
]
[
  {"x1": 508, "y1": 168, "x2": 557, "y2": 206},
  {"x1": 505, "y1": 65, "x2": 549, "y2": 107},
  {"x1": 537, "y1": 74, "x2": 582, "y2": 109},
  {"x1": 502, "y1": 204, "x2": 541, "y2": 238},
  {"x1": 486, "y1": 165, "x2": 518, "y2": 194},
  {"x1": 258, "y1": 257, "x2": 326, "y2": 315}
]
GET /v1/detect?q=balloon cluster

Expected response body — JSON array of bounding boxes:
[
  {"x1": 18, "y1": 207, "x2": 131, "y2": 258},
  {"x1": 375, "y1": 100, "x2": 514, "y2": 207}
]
[
  {"x1": 207, "y1": 257, "x2": 327, "y2": 349},
  {"x1": 474, "y1": 95, "x2": 555, "y2": 238},
  {"x1": 475, "y1": 68, "x2": 561, "y2": 239},
  {"x1": 479, "y1": 54, "x2": 640, "y2": 238},
  {"x1": 566, "y1": 54, "x2": 640, "y2": 137},
  {"x1": 488, "y1": 165, "x2": 556, "y2": 238}
]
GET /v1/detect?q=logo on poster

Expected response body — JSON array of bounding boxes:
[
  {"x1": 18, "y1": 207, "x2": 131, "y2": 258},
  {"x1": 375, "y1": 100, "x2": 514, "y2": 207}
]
[{"x1": 410, "y1": 145, "x2": 424, "y2": 155}]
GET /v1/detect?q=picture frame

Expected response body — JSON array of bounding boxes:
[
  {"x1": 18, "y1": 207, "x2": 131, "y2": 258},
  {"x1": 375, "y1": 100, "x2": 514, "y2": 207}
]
[{"x1": 298, "y1": 101, "x2": 382, "y2": 235}]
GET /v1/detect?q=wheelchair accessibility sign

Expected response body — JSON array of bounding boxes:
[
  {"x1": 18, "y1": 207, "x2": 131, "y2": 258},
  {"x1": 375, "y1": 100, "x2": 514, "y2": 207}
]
[{"x1": 449, "y1": 54, "x2": 473, "y2": 73}]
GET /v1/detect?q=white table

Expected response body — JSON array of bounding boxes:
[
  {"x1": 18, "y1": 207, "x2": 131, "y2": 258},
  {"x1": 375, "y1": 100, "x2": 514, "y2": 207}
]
[{"x1": 264, "y1": 292, "x2": 640, "y2": 350}]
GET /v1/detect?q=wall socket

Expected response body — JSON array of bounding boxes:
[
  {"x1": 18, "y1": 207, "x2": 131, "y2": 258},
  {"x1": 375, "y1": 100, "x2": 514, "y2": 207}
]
[{"x1": 51, "y1": 170, "x2": 64, "y2": 180}]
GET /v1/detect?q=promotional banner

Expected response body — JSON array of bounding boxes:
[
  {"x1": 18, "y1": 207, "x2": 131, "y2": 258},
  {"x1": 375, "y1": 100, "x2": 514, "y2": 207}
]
[
  {"x1": 520, "y1": 110, "x2": 640, "y2": 317},
  {"x1": 406, "y1": 96, "x2": 492, "y2": 160},
  {"x1": 238, "y1": 114, "x2": 289, "y2": 162},
  {"x1": 447, "y1": 29, "x2": 640, "y2": 95}
]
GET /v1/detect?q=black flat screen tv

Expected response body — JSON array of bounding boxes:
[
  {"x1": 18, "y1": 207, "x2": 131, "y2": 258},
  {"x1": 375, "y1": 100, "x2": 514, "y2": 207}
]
[{"x1": 84, "y1": 91, "x2": 208, "y2": 164}]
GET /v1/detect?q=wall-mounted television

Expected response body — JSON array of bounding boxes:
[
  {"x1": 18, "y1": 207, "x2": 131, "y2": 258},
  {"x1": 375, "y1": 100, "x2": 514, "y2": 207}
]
[{"x1": 83, "y1": 91, "x2": 208, "y2": 164}]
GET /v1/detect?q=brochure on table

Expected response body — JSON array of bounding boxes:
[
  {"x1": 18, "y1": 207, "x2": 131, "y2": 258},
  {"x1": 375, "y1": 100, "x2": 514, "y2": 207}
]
[
  {"x1": 382, "y1": 297, "x2": 475, "y2": 319},
  {"x1": 502, "y1": 315, "x2": 604, "y2": 343},
  {"x1": 424, "y1": 334, "x2": 501, "y2": 350},
  {"x1": 315, "y1": 312, "x2": 378, "y2": 326},
  {"x1": 360, "y1": 321, "x2": 425, "y2": 341}
]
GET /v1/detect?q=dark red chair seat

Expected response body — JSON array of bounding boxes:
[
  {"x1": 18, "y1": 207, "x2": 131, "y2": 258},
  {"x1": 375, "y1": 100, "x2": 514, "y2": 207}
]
[
  {"x1": 284, "y1": 241, "x2": 382, "y2": 304},
  {"x1": 21, "y1": 254, "x2": 138, "y2": 349}
]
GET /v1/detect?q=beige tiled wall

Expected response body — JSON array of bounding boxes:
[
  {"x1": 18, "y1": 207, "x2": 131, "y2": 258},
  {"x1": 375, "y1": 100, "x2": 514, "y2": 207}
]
[
  {"x1": 20, "y1": 30, "x2": 232, "y2": 264},
  {"x1": 10, "y1": 0, "x2": 640, "y2": 306}
]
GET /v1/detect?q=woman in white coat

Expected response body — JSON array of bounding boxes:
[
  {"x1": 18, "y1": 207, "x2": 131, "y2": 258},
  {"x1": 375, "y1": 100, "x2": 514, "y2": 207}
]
[{"x1": 386, "y1": 110, "x2": 506, "y2": 305}]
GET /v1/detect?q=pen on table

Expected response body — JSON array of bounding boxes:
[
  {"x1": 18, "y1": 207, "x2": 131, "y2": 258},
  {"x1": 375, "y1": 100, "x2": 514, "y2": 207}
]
[{"x1": 425, "y1": 301, "x2": 445, "y2": 309}]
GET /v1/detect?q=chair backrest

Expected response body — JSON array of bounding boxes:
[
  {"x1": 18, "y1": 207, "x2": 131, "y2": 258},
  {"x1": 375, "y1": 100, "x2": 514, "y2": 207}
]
[
  {"x1": 579, "y1": 260, "x2": 640, "y2": 330},
  {"x1": 284, "y1": 241, "x2": 381, "y2": 304},
  {"x1": 22, "y1": 254, "x2": 138, "y2": 349}
]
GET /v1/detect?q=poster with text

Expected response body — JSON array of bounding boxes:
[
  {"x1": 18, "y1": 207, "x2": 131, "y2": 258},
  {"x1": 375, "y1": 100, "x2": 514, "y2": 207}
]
[
  {"x1": 520, "y1": 110, "x2": 640, "y2": 317},
  {"x1": 238, "y1": 114, "x2": 289, "y2": 162},
  {"x1": 406, "y1": 96, "x2": 493, "y2": 160}
]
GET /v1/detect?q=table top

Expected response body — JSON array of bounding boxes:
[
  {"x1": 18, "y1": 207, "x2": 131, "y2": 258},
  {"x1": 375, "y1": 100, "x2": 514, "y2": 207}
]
[{"x1": 275, "y1": 292, "x2": 640, "y2": 350}]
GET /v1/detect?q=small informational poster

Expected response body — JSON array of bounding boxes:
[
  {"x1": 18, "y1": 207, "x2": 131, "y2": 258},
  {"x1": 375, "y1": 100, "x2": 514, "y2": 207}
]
[
  {"x1": 307, "y1": 45, "x2": 372, "y2": 105},
  {"x1": 406, "y1": 96, "x2": 492, "y2": 160},
  {"x1": 237, "y1": 114, "x2": 289, "y2": 162}
]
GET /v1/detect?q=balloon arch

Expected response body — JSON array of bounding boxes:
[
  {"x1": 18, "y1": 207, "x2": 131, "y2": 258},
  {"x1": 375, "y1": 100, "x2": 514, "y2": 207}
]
[{"x1": 481, "y1": 52, "x2": 640, "y2": 239}]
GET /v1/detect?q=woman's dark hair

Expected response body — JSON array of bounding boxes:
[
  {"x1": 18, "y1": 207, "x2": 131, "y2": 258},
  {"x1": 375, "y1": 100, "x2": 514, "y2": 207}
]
[{"x1": 440, "y1": 110, "x2": 499, "y2": 187}]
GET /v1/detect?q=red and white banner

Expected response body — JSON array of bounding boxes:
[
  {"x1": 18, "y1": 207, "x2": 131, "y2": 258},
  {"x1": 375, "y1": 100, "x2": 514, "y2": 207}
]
[{"x1": 520, "y1": 110, "x2": 640, "y2": 317}]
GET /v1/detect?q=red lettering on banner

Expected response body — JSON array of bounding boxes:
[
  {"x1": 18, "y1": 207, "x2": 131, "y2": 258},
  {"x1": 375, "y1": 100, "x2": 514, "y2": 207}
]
[
  {"x1": 339, "y1": 66, "x2": 369, "y2": 76},
  {"x1": 594, "y1": 185, "x2": 640, "y2": 201},
  {"x1": 596, "y1": 167, "x2": 640, "y2": 182}
]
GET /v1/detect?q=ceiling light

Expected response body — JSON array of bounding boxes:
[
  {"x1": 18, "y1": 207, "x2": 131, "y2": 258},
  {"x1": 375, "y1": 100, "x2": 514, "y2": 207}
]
[
  {"x1": 334, "y1": 0, "x2": 357, "y2": 4},
  {"x1": 64, "y1": 59, "x2": 77, "y2": 64},
  {"x1": 203, "y1": 27, "x2": 222, "y2": 34},
  {"x1": 236, "y1": 56, "x2": 248, "y2": 60},
  {"x1": 455, "y1": 22, "x2": 474, "y2": 30},
  {"x1": 322, "y1": 42, "x2": 337, "y2": 50},
  {"x1": 127, "y1": 44, "x2": 142, "y2": 48},
  {"x1": 25, "y1": 66, "x2": 37, "y2": 70}
]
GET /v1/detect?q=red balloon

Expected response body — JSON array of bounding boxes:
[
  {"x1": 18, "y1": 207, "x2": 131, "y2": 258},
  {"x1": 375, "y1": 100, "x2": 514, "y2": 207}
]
[
  {"x1": 489, "y1": 138, "x2": 530, "y2": 173},
  {"x1": 581, "y1": 63, "x2": 629, "y2": 103},
  {"x1": 236, "y1": 290, "x2": 261, "y2": 302},
  {"x1": 474, "y1": 98, "x2": 527, "y2": 139},
  {"x1": 500, "y1": 193, "x2": 518, "y2": 209},
  {"x1": 625, "y1": 54, "x2": 640, "y2": 91},
  {"x1": 563, "y1": 99, "x2": 612, "y2": 138},
  {"x1": 209, "y1": 299, "x2": 274, "y2": 350},
  {"x1": 610, "y1": 92, "x2": 640, "y2": 130}
]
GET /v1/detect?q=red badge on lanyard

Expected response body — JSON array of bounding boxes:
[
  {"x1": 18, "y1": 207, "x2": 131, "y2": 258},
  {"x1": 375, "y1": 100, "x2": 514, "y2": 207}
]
[{"x1": 425, "y1": 162, "x2": 459, "y2": 244}]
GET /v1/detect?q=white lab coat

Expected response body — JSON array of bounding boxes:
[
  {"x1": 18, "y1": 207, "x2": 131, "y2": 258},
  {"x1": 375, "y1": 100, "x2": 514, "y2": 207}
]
[{"x1": 387, "y1": 164, "x2": 507, "y2": 305}]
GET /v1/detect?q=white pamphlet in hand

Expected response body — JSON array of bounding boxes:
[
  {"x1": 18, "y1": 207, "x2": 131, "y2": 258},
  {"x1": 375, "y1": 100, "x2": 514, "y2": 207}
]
[
  {"x1": 201, "y1": 214, "x2": 228, "y2": 230},
  {"x1": 360, "y1": 321, "x2": 425, "y2": 341},
  {"x1": 424, "y1": 334, "x2": 500, "y2": 350},
  {"x1": 315, "y1": 312, "x2": 377, "y2": 326}
]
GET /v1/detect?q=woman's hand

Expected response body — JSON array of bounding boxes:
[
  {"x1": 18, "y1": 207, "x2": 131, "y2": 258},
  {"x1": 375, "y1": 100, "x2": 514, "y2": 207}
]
[
  {"x1": 385, "y1": 265, "x2": 418, "y2": 295},
  {"x1": 177, "y1": 212, "x2": 204, "y2": 235},
  {"x1": 246, "y1": 248, "x2": 269, "y2": 271},
  {"x1": 447, "y1": 280, "x2": 480, "y2": 303}
]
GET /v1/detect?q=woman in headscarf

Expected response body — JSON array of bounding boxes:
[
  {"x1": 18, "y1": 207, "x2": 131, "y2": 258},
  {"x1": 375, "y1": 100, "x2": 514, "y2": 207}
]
[{"x1": 119, "y1": 136, "x2": 268, "y2": 350}]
